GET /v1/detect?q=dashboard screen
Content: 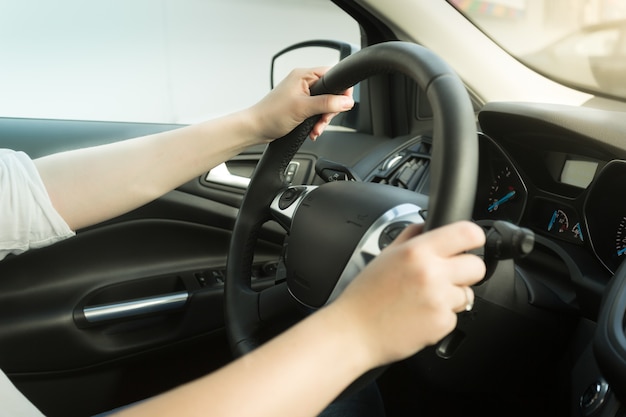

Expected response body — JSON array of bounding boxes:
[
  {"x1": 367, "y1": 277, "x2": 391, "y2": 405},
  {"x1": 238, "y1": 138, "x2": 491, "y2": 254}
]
[{"x1": 560, "y1": 159, "x2": 597, "y2": 188}]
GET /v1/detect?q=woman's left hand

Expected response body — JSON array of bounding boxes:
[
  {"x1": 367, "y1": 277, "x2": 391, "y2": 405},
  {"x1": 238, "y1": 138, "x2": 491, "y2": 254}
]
[{"x1": 250, "y1": 67, "x2": 354, "y2": 142}]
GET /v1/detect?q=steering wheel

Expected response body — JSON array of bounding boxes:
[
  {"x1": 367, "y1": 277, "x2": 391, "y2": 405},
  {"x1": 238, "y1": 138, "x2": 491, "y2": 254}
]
[
  {"x1": 225, "y1": 41, "x2": 478, "y2": 358},
  {"x1": 594, "y1": 261, "x2": 626, "y2": 404}
]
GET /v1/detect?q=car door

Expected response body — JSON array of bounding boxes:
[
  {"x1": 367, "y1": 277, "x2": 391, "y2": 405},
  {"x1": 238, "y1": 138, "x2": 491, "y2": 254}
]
[
  {"x1": 0, "y1": 1, "x2": 453, "y2": 416},
  {"x1": 0, "y1": 2, "x2": 367, "y2": 416}
]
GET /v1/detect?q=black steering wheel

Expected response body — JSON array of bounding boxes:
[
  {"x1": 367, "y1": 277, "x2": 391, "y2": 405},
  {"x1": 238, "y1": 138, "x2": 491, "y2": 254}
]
[
  {"x1": 225, "y1": 41, "x2": 478, "y2": 358},
  {"x1": 594, "y1": 261, "x2": 626, "y2": 404}
]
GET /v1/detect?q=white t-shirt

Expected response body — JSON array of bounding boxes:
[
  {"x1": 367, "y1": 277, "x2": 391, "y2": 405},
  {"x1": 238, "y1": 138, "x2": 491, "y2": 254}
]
[
  {"x1": 0, "y1": 149, "x2": 74, "y2": 260},
  {"x1": 0, "y1": 149, "x2": 75, "y2": 416}
]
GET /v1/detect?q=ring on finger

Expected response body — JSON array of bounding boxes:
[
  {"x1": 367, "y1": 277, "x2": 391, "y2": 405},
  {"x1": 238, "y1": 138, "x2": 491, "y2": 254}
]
[{"x1": 464, "y1": 286, "x2": 474, "y2": 312}]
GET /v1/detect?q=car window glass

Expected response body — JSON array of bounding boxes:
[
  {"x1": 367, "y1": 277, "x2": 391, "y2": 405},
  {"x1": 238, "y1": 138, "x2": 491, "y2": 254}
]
[
  {"x1": 0, "y1": 0, "x2": 360, "y2": 124},
  {"x1": 447, "y1": 0, "x2": 626, "y2": 100},
  {"x1": 559, "y1": 29, "x2": 620, "y2": 57}
]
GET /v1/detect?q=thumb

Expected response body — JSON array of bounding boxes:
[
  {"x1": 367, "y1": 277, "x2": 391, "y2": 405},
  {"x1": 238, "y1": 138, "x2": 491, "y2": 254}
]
[
  {"x1": 388, "y1": 223, "x2": 424, "y2": 246},
  {"x1": 307, "y1": 94, "x2": 354, "y2": 117}
]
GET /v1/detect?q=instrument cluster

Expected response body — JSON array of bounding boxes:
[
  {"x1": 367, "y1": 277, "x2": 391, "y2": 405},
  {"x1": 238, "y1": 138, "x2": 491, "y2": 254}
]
[{"x1": 473, "y1": 133, "x2": 626, "y2": 274}]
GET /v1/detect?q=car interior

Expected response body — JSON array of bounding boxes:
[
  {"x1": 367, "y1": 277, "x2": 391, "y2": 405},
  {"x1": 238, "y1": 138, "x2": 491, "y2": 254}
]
[{"x1": 1, "y1": 1, "x2": 626, "y2": 416}]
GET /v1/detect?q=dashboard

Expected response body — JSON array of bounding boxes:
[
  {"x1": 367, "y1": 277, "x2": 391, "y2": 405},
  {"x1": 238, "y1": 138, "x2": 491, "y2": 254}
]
[
  {"x1": 348, "y1": 100, "x2": 626, "y2": 412},
  {"x1": 475, "y1": 102, "x2": 626, "y2": 278}
]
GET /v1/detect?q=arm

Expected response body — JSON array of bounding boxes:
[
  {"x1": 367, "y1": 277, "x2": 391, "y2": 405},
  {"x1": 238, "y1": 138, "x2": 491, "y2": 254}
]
[
  {"x1": 34, "y1": 68, "x2": 354, "y2": 231},
  {"x1": 115, "y1": 221, "x2": 486, "y2": 417}
]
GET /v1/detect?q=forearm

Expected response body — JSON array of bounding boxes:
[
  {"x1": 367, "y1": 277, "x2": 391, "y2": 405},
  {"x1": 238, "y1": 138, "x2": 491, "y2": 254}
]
[
  {"x1": 34, "y1": 109, "x2": 264, "y2": 230},
  {"x1": 33, "y1": 67, "x2": 354, "y2": 231},
  {"x1": 116, "y1": 304, "x2": 371, "y2": 417},
  {"x1": 112, "y1": 222, "x2": 487, "y2": 417}
]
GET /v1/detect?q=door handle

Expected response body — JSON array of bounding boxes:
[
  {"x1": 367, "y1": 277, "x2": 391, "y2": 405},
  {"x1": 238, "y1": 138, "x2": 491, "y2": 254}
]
[
  {"x1": 206, "y1": 161, "x2": 300, "y2": 188},
  {"x1": 206, "y1": 163, "x2": 250, "y2": 189},
  {"x1": 82, "y1": 291, "x2": 189, "y2": 323}
]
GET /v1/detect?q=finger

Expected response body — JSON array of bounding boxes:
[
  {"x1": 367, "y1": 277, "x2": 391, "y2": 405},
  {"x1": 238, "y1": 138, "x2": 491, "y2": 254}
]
[
  {"x1": 305, "y1": 68, "x2": 354, "y2": 99},
  {"x1": 419, "y1": 221, "x2": 485, "y2": 257},
  {"x1": 309, "y1": 121, "x2": 326, "y2": 141},
  {"x1": 309, "y1": 113, "x2": 331, "y2": 140},
  {"x1": 308, "y1": 94, "x2": 355, "y2": 117},
  {"x1": 302, "y1": 66, "x2": 332, "y2": 86},
  {"x1": 335, "y1": 86, "x2": 354, "y2": 99},
  {"x1": 452, "y1": 286, "x2": 475, "y2": 313},
  {"x1": 443, "y1": 253, "x2": 486, "y2": 286},
  {"x1": 308, "y1": 96, "x2": 354, "y2": 140},
  {"x1": 389, "y1": 223, "x2": 424, "y2": 246},
  {"x1": 310, "y1": 121, "x2": 329, "y2": 140}
]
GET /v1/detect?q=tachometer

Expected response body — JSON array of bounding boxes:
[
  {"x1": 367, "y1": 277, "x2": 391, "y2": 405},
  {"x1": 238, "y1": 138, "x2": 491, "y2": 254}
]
[
  {"x1": 473, "y1": 134, "x2": 527, "y2": 223},
  {"x1": 488, "y1": 166, "x2": 517, "y2": 213},
  {"x1": 482, "y1": 163, "x2": 525, "y2": 222}
]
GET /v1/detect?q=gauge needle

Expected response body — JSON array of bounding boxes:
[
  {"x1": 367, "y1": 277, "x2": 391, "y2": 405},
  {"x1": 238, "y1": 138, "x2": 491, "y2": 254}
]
[
  {"x1": 488, "y1": 190, "x2": 516, "y2": 212},
  {"x1": 618, "y1": 248, "x2": 626, "y2": 256},
  {"x1": 573, "y1": 223, "x2": 583, "y2": 241},
  {"x1": 548, "y1": 210, "x2": 557, "y2": 231}
]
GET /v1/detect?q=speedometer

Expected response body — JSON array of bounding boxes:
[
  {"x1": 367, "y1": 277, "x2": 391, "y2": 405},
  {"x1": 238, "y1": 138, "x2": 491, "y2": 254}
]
[{"x1": 585, "y1": 160, "x2": 626, "y2": 274}]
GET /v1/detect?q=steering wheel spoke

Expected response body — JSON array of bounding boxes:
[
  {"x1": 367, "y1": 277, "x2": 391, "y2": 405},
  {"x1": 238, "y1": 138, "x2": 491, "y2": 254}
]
[
  {"x1": 325, "y1": 203, "x2": 426, "y2": 305},
  {"x1": 594, "y1": 262, "x2": 626, "y2": 404},
  {"x1": 270, "y1": 185, "x2": 317, "y2": 231},
  {"x1": 258, "y1": 281, "x2": 302, "y2": 322}
]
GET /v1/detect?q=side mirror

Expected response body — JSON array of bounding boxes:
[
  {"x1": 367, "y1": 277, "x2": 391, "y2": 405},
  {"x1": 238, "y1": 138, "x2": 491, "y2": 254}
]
[
  {"x1": 270, "y1": 39, "x2": 359, "y2": 88},
  {"x1": 271, "y1": 40, "x2": 360, "y2": 130}
]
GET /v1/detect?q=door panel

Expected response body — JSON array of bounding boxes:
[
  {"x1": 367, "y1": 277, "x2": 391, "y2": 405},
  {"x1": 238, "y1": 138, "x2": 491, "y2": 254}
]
[
  {"x1": 0, "y1": 219, "x2": 281, "y2": 373},
  {"x1": 0, "y1": 118, "x2": 280, "y2": 416},
  {"x1": 0, "y1": 218, "x2": 280, "y2": 416},
  {"x1": 0, "y1": 116, "x2": 386, "y2": 416},
  {"x1": 0, "y1": 2, "x2": 370, "y2": 415}
]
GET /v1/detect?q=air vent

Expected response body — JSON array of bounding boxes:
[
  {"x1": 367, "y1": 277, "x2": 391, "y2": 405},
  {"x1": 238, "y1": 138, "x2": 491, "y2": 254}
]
[{"x1": 370, "y1": 140, "x2": 431, "y2": 193}]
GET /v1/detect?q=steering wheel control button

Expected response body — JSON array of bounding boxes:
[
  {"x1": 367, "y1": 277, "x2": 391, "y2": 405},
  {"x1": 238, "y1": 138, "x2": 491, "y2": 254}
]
[
  {"x1": 322, "y1": 169, "x2": 350, "y2": 182},
  {"x1": 379, "y1": 221, "x2": 412, "y2": 249},
  {"x1": 278, "y1": 187, "x2": 306, "y2": 210},
  {"x1": 315, "y1": 157, "x2": 361, "y2": 182},
  {"x1": 579, "y1": 379, "x2": 609, "y2": 416}
]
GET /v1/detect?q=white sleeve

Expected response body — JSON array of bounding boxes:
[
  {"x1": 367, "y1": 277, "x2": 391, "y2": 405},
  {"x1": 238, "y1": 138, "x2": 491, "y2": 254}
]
[
  {"x1": 0, "y1": 149, "x2": 75, "y2": 260},
  {"x1": 0, "y1": 369, "x2": 45, "y2": 417}
]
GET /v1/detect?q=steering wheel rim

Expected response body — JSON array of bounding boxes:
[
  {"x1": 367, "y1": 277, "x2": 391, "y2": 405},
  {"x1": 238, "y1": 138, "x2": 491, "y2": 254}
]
[
  {"x1": 225, "y1": 41, "x2": 478, "y2": 357},
  {"x1": 594, "y1": 261, "x2": 626, "y2": 404}
]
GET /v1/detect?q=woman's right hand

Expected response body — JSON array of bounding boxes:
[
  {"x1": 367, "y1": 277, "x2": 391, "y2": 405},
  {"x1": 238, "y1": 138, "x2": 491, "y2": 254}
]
[{"x1": 332, "y1": 220, "x2": 486, "y2": 369}]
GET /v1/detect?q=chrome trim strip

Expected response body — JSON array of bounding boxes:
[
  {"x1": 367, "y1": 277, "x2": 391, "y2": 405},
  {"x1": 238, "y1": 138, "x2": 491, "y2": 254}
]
[
  {"x1": 270, "y1": 185, "x2": 317, "y2": 231},
  {"x1": 324, "y1": 203, "x2": 425, "y2": 305},
  {"x1": 83, "y1": 291, "x2": 189, "y2": 323}
]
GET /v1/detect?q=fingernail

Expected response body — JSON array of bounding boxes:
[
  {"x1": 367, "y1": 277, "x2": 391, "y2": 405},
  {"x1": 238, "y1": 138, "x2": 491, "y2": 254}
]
[{"x1": 341, "y1": 96, "x2": 355, "y2": 110}]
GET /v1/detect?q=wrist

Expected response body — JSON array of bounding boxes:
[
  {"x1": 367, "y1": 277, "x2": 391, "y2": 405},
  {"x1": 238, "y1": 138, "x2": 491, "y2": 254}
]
[
  {"x1": 317, "y1": 301, "x2": 379, "y2": 374},
  {"x1": 238, "y1": 105, "x2": 275, "y2": 145}
]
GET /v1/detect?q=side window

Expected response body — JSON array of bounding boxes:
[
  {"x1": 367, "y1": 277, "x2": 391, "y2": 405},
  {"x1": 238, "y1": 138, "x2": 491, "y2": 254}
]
[{"x1": 0, "y1": 0, "x2": 360, "y2": 124}]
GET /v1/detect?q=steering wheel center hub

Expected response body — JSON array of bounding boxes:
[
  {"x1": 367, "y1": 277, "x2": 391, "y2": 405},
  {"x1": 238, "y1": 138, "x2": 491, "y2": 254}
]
[{"x1": 285, "y1": 181, "x2": 427, "y2": 308}]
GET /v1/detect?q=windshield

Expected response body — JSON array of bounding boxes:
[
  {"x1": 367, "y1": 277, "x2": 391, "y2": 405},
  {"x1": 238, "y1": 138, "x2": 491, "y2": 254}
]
[{"x1": 448, "y1": 0, "x2": 626, "y2": 100}]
